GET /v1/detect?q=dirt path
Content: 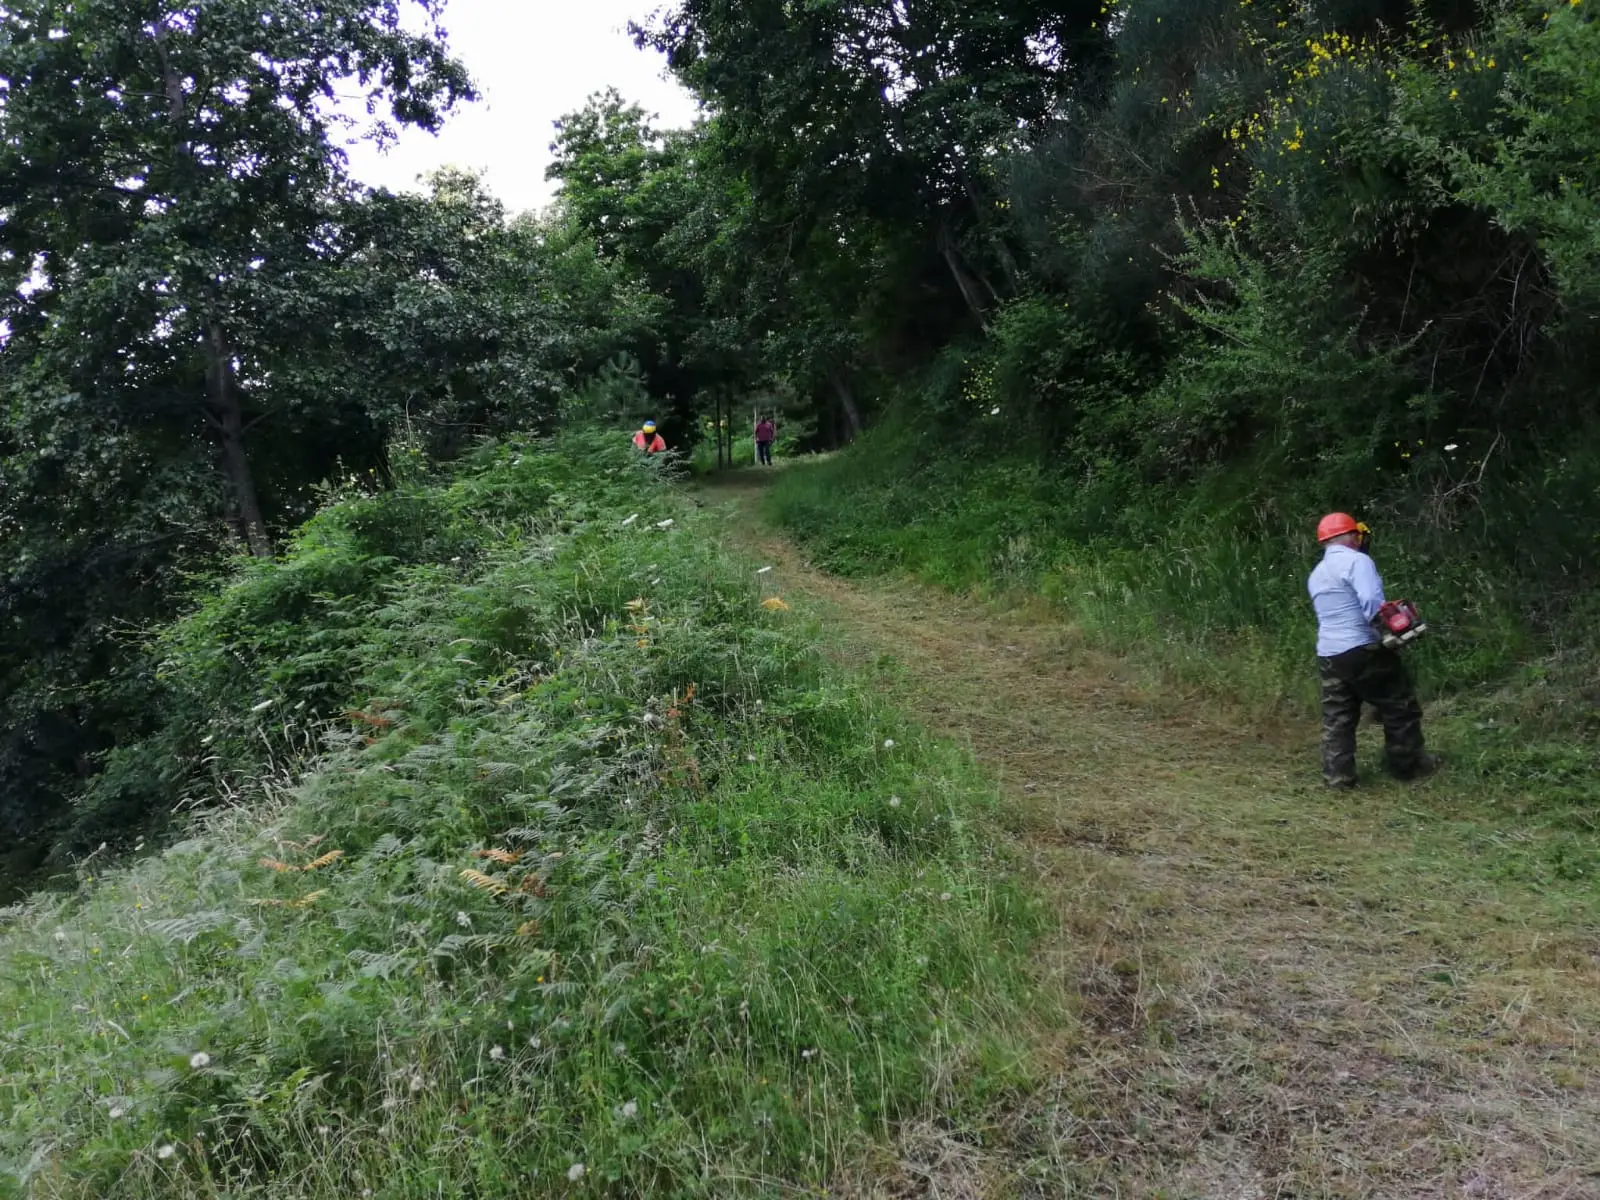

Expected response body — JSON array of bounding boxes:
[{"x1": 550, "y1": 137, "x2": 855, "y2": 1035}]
[{"x1": 702, "y1": 471, "x2": 1600, "y2": 1200}]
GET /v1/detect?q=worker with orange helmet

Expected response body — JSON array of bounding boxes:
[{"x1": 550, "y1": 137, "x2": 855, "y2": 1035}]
[
  {"x1": 633, "y1": 421, "x2": 667, "y2": 455},
  {"x1": 1308, "y1": 512, "x2": 1434, "y2": 788}
]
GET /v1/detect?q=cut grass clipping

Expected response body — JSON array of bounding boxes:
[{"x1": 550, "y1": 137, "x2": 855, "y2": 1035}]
[{"x1": 0, "y1": 436, "x2": 1041, "y2": 1199}]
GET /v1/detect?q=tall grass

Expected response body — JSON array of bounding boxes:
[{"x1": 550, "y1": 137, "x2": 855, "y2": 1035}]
[{"x1": 0, "y1": 435, "x2": 1041, "y2": 1198}]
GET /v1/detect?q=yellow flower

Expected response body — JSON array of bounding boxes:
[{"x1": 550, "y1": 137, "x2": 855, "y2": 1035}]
[{"x1": 761, "y1": 597, "x2": 791, "y2": 612}]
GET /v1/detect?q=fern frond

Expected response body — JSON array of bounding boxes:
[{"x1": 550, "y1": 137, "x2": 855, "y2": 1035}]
[
  {"x1": 474, "y1": 849, "x2": 521, "y2": 865},
  {"x1": 303, "y1": 850, "x2": 345, "y2": 871},
  {"x1": 260, "y1": 858, "x2": 299, "y2": 873},
  {"x1": 460, "y1": 869, "x2": 508, "y2": 896}
]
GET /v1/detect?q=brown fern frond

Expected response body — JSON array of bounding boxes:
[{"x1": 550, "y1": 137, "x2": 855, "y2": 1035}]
[
  {"x1": 303, "y1": 850, "x2": 345, "y2": 872},
  {"x1": 515, "y1": 921, "x2": 541, "y2": 938},
  {"x1": 474, "y1": 849, "x2": 521, "y2": 865},
  {"x1": 248, "y1": 897, "x2": 290, "y2": 908},
  {"x1": 290, "y1": 891, "x2": 328, "y2": 909},
  {"x1": 344, "y1": 710, "x2": 395, "y2": 729},
  {"x1": 260, "y1": 858, "x2": 299, "y2": 874},
  {"x1": 460, "y1": 869, "x2": 509, "y2": 896}
]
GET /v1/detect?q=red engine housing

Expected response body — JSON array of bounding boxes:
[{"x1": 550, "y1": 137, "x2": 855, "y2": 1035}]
[{"x1": 1375, "y1": 600, "x2": 1427, "y2": 647}]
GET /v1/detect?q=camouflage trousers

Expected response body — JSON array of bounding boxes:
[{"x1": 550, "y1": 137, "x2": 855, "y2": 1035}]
[{"x1": 1318, "y1": 645, "x2": 1426, "y2": 786}]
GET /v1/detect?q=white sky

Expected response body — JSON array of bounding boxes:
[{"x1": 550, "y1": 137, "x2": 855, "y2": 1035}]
[{"x1": 343, "y1": 0, "x2": 700, "y2": 216}]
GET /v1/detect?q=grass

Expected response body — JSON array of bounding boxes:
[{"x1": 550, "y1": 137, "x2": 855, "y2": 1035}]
[
  {"x1": 764, "y1": 421, "x2": 1600, "y2": 843},
  {"x1": 710, "y1": 474, "x2": 1600, "y2": 1196},
  {"x1": 0, "y1": 437, "x2": 1043, "y2": 1198}
]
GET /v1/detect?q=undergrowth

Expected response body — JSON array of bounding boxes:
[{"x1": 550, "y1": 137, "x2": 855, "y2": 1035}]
[{"x1": 0, "y1": 434, "x2": 1041, "y2": 1198}]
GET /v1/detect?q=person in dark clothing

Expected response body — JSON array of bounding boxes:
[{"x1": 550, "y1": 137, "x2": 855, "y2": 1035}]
[
  {"x1": 754, "y1": 415, "x2": 776, "y2": 466},
  {"x1": 1307, "y1": 512, "x2": 1435, "y2": 788}
]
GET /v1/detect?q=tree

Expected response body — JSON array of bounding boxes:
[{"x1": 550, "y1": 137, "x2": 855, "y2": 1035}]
[
  {"x1": 0, "y1": 0, "x2": 473, "y2": 557},
  {"x1": 638, "y1": 0, "x2": 1110, "y2": 323}
]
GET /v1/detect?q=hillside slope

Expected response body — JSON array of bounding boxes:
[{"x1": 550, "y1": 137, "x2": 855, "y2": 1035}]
[{"x1": 0, "y1": 441, "x2": 1038, "y2": 1199}]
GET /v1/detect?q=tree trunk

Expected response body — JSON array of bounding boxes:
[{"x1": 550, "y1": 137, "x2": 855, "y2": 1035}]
[
  {"x1": 206, "y1": 322, "x2": 272, "y2": 559},
  {"x1": 936, "y1": 219, "x2": 991, "y2": 328},
  {"x1": 827, "y1": 367, "x2": 863, "y2": 442},
  {"x1": 159, "y1": 31, "x2": 270, "y2": 559},
  {"x1": 960, "y1": 166, "x2": 1023, "y2": 297},
  {"x1": 720, "y1": 392, "x2": 732, "y2": 473}
]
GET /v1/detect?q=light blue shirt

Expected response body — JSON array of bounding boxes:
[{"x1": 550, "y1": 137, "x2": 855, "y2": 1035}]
[{"x1": 1308, "y1": 543, "x2": 1385, "y2": 658}]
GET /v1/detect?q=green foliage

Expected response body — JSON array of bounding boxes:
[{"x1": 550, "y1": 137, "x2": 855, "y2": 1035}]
[
  {"x1": 1449, "y1": 5, "x2": 1600, "y2": 317},
  {"x1": 0, "y1": 438, "x2": 1039, "y2": 1197}
]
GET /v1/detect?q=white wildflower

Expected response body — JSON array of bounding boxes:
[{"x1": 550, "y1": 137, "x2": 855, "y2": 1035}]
[
  {"x1": 940, "y1": 892, "x2": 954, "y2": 902},
  {"x1": 756, "y1": 566, "x2": 774, "y2": 575},
  {"x1": 188, "y1": 1051, "x2": 211, "y2": 1069},
  {"x1": 801, "y1": 1048, "x2": 817, "y2": 1060},
  {"x1": 529, "y1": 1035, "x2": 542, "y2": 1049},
  {"x1": 317, "y1": 1125, "x2": 331, "y2": 1136},
  {"x1": 250, "y1": 699, "x2": 275, "y2": 714},
  {"x1": 655, "y1": 519, "x2": 674, "y2": 530},
  {"x1": 455, "y1": 911, "x2": 472, "y2": 928},
  {"x1": 883, "y1": 739, "x2": 895, "y2": 749},
  {"x1": 409, "y1": 1074, "x2": 425, "y2": 1094},
  {"x1": 888, "y1": 795, "x2": 902, "y2": 808},
  {"x1": 622, "y1": 513, "x2": 639, "y2": 527},
  {"x1": 620, "y1": 1099, "x2": 639, "y2": 1119},
  {"x1": 991, "y1": 406, "x2": 1001, "y2": 416},
  {"x1": 489, "y1": 1045, "x2": 505, "y2": 1062},
  {"x1": 53, "y1": 930, "x2": 66, "y2": 943},
  {"x1": 156, "y1": 1144, "x2": 176, "y2": 1160},
  {"x1": 567, "y1": 1162, "x2": 586, "y2": 1182},
  {"x1": 109, "y1": 1107, "x2": 125, "y2": 1119},
  {"x1": 1445, "y1": 443, "x2": 1460, "y2": 452}
]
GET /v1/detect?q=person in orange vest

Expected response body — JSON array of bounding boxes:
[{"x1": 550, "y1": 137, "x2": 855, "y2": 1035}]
[{"x1": 632, "y1": 420, "x2": 666, "y2": 455}]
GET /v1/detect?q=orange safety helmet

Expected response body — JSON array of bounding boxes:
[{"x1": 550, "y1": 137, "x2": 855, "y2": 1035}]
[{"x1": 1316, "y1": 512, "x2": 1370, "y2": 546}]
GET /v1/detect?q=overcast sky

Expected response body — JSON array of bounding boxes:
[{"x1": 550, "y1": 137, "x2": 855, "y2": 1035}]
[{"x1": 342, "y1": 0, "x2": 700, "y2": 215}]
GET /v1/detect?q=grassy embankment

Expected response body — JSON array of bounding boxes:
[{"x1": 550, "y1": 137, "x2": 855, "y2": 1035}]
[{"x1": 0, "y1": 436, "x2": 1042, "y2": 1198}]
